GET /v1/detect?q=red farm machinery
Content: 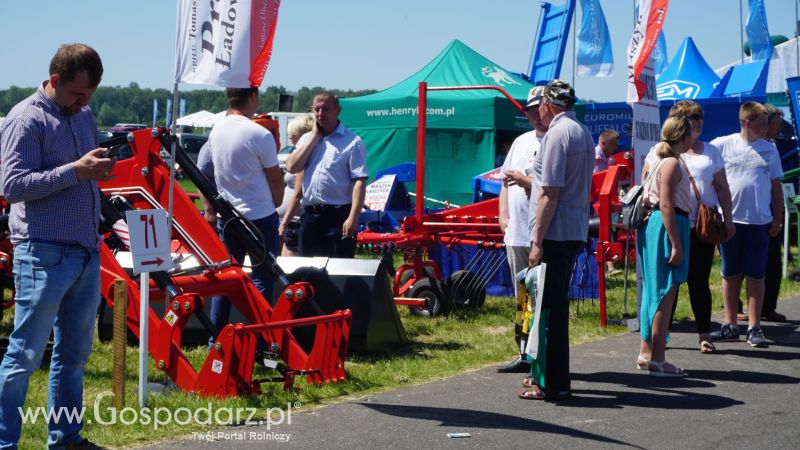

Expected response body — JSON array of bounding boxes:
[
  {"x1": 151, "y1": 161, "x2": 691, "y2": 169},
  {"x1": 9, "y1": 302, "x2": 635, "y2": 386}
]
[{"x1": 95, "y1": 128, "x2": 353, "y2": 396}]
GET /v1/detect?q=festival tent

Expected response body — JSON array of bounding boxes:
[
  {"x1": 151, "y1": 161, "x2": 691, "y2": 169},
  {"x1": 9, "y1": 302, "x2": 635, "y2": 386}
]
[
  {"x1": 656, "y1": 37, "x2": 720, "y2": 101},
  {"x1": 340, "y1": 39, "x2": 534, "y2": 207},
  {"x1": 175, "y1": 110, "x2": 214, "y2": 127},
  {"x1": 715, "y1": 36, "x2": 800, "y2": 98}
]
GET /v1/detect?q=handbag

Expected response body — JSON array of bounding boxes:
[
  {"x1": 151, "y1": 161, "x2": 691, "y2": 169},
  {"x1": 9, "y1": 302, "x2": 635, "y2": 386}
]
[
  {"x1": 679, "y1": 157, "x2": 727, "y2": 244},
  {"x1": 619, "y1": 159, "x2": 663, "y2": 229},
  {"x1": 619, "y1": 184, "x2": 647, "y2": 229}
]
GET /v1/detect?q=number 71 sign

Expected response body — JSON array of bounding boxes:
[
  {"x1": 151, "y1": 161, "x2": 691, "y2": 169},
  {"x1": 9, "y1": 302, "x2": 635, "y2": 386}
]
[{"x1": 125, "y1": 209, "x2": 172, "y2": 273}]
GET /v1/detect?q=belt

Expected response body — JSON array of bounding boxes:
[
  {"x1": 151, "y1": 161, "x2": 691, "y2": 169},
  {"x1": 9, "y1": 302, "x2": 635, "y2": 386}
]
[
  {"x1": 303, "y1": 203, "x2": 351, "y2": 214},
  {"x1": 28, "y1": 238, "x2": 86, "y2": 248},
  {"x1": 653, "y1": 204, "x2": 689, "y2": 217}
]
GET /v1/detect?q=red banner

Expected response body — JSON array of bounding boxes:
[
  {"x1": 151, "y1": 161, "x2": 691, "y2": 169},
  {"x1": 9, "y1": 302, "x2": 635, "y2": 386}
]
[{"x1": 626, "y1": 0, "x2": 670, "y2": 103}]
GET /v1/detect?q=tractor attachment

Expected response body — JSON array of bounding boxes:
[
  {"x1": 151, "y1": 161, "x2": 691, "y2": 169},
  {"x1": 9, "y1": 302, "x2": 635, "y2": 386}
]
[{"x1": 97, "y1": 127, "x2": 352, "y2": 396}]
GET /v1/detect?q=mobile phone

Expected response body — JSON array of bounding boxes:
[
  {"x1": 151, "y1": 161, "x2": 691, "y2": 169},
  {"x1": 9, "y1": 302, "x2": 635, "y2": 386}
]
[{"x1": 101, "y1": 146, "x2": 120, "y2": 160}]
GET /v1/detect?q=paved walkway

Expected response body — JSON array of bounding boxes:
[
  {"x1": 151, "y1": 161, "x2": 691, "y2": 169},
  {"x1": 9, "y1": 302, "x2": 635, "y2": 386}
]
[{"x1": 144, "y1": 298, "x2": 800, "y2": 449}]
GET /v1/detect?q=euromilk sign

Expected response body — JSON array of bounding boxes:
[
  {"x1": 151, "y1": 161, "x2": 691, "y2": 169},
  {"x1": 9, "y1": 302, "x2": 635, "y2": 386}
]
[{"x1": 578, "y1": 102, "x2": 633, "y2": 150}]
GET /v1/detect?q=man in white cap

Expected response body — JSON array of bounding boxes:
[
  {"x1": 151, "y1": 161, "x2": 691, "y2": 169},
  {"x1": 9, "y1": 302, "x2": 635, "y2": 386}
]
[{"x1": 497, "y1": 85, "x2": 548, "y2": 373}]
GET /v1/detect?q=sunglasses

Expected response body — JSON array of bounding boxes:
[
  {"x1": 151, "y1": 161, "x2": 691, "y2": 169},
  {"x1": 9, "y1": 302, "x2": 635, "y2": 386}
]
[{"x1": 687, "y1": 113, "x2": 703, "y2": 121}]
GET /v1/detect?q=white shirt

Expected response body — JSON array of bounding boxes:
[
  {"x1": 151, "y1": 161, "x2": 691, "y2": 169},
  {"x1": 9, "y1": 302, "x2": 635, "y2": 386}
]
[
  {"x1": 298, "y1": 123, "x2": 368, "y2": 205},
  {"x1": 645, "y1": 142, "x2": 725, "y2": 226},
  {"x1": 710, "y1": 133, "x2": 783, "y2": 225},
  {"x1": 208, "y1": 114, "x2": 279, "y2": 220},
  {"x1": 501, "y1": 130, "x2": 542, "y2": 246},
  {"x1": 593, "y1": 145, "x2": 609, "y2": 173}
]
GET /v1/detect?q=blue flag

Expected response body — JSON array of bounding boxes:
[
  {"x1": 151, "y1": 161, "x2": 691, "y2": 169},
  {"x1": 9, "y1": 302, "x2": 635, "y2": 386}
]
[
  {"x1": 746, "y1": 0, "x2": 773, "y2": 61},
  {"x1": 166, "y1": 98, "x2": 172, "y2": 128},
  {"x1": 179, "y1": 98, "x2": 186, "y2": 119},
  {"x1": 652, "y1": 31, "x2": 668, "y2": 75},
  {"x1": 152, "y1": 99, "x2": 158, "y2": 127},
  {"x1": 576, "y1": 0, "x2": 613, "y2": 77}
]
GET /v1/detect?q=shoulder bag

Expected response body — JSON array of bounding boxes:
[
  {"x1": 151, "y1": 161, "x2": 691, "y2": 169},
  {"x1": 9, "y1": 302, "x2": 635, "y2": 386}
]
[{"x1": 678, "y1": 157, "x2": 727, "y2": 244}]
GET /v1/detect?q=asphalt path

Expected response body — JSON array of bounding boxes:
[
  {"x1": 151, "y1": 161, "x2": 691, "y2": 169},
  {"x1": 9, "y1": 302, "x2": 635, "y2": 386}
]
[{"x1": 141, "y1": 298, "x2": 800, "y2": 449}]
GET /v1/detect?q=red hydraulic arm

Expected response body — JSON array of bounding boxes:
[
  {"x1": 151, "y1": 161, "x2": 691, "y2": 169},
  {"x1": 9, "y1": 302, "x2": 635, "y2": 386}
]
[{"x1": 97, "y1": 128, "x2": 352, "y2": 396}]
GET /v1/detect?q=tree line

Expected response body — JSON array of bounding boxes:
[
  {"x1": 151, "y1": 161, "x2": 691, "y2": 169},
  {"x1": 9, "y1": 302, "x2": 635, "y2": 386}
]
[{"x1": 0, "y1": 83, "x2": 377, "y2": 128}]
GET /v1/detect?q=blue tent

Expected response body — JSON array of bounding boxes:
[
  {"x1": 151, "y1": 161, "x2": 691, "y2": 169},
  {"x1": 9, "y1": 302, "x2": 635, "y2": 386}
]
[{"x1": 656, "y1": 37, "x2": 720, "y2": 100}]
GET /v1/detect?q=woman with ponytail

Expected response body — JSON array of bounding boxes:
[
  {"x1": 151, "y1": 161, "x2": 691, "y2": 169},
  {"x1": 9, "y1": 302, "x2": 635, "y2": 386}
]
[{"x1": 636, "y1": 116, "x2": 693, "y2": 377}]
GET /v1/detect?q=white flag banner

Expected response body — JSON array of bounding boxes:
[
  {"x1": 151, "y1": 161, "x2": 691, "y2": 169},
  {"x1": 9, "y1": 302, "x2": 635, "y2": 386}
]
[
  {"x1": 175, "y1": 0, "x2": 281, "y2": 88},
  {"x1": 626, "y1": 0, "x2": 669, "y2": 103}
]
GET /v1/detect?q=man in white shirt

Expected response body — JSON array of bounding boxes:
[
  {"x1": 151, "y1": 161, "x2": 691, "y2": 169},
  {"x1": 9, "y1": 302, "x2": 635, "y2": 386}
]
[
  {"x1": 497, "y1": 86, "x2": 548, "y2": 373},
  {"x1": 204, "y1": 87, "x2": 285, "y2": 343},
  {"x1": 593, "y1": 129, "x2": 619, "y2": 173},
  {"x1": 709, "y1": 102, "x2": 782, "y2": 348},
  {"x1": 286, "y1": 92, "x2": 368, "y2": 258}
]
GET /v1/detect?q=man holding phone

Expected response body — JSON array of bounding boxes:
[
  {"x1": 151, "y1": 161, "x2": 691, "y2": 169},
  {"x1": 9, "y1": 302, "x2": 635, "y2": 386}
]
[
  {"x1": 0, "y1": 43, "x2": 112, "y2": 448},
  {"x1": 497, "y1": 86, "x2": 547, "y2": 373},
  {"x1": 285, "y1": 92, "x2": 368, "y2": 258}
]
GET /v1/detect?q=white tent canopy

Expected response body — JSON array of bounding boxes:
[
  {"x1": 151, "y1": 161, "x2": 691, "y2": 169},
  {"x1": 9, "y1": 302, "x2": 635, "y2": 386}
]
[
  {"x1": 195, "y1": 110, "x2": 227, "y2": 128},
  {"x1": 175, "y1": 110, "x2": 214, "y2": 127},
  {"x1": 715, "y1": 36, "x2": 800, "y2": 94}
]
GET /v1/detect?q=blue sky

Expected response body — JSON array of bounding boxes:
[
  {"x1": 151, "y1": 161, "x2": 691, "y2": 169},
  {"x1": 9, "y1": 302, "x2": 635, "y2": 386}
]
[{"x1": 0, "y1": 0, "x2": 796, "y2": 103}]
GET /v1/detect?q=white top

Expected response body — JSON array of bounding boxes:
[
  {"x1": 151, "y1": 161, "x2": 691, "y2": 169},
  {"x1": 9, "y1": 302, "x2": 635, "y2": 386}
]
[
  {"x1": 710, "y1": 133, "x2": 783, "y2": 225},
  {"x1": 593, "y1": 145, "x2": 609, "y2": 173},
  {"x1": 528, "y1": 111, "x2": 594, "y2": 242},
  {"x1": 645, "y1": 142, "x2": 724, "y2": 226},
  {"x1": 299, "y1": 122, "x2": 369, "y2": 205},
  {"x1": 501, "y1": 130, "x2": 542, "y2": 246},
  {"x1": 208, "y1": 114, "x2": 279, "y2": 220}
]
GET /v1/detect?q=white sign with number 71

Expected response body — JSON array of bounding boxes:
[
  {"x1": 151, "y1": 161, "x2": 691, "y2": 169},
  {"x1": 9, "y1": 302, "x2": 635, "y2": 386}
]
[{"x1": 125, "y1": 209, "x2": 172, "y2": 273}]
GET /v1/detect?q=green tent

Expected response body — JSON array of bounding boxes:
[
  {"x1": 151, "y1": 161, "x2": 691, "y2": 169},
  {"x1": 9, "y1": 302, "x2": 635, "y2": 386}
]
[{"x1": 340, "y1": 39, "x2": 535, "y2": 206}]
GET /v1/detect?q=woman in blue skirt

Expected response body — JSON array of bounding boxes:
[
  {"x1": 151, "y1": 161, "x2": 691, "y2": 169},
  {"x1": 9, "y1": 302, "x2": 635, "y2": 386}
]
[{"x1": 636, "y1": 116, "x2": 693, "y2": 377}]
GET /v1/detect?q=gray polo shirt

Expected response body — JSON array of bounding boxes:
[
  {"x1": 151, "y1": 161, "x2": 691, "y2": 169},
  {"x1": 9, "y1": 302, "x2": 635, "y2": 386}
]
[{"x1": 528, "y1": 111, "x2": 594, "y2": 242}]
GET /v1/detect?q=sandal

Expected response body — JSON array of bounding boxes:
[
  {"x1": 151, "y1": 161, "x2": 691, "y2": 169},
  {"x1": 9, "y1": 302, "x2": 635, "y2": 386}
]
[
  {"x1": 636, "y1": 355, "x2": 649, "y2": 370},
  {"x1": 521, "y1": 377, "x2": 535, "y2": 388},
  {"x1": 518, "y1": 384, "x2": 547, "y2": 400},
  {"x1": 648, "y1": 360, "x2": 687, "y2": 377},
  {"x1": 517, "y1": 385, "x2": 573, "y2": 401},
  {"x1": 699, "y1": 340, "x2": 716, "y2": 354}
]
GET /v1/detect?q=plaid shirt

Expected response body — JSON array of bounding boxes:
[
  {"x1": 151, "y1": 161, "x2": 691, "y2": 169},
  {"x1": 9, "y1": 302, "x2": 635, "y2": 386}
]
[{"x1": 0, "y1": 85, "x2": 101, "y2": 248}]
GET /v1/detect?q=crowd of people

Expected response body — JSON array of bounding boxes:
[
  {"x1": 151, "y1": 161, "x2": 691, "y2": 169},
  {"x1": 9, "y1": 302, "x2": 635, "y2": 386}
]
[
  {"x1": 0, "y1": 41, "x2": 792, "y2": 447},
  {"x1": 498, "y1": 81, "x2": 789, "y2": 396}
]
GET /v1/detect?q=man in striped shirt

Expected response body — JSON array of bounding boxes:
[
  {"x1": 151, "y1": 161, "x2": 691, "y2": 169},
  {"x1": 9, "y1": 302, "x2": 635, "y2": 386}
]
[{"x1": 0, "y1": 43, "x2": 113, "y2": 449}]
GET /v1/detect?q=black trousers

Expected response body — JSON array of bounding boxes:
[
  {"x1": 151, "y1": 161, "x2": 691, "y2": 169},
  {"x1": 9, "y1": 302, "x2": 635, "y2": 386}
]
[
  {"x1": 541, "y1": 240, "x2": 581, "y2": 393},
  {"x1": 685, "y1": 232, "x2": 716, "y2": 335},
  {"x1": 298, "y1": 206, "x2": 356, "y2": 258}
]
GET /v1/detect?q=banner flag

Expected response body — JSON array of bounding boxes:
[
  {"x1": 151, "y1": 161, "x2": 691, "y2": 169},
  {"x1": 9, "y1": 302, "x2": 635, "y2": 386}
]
[
  {"x1": 152, "y1": 98, "x2": 158, "y2": 127},
  {"x1": 576, "y1": 0, "x2": 614, "y2": 77},
  {"x1": 166, "y1": 98, "x2": 173, "y2": 128},
  {"x1": 746, "y1": 0, "x2": 773, "y2": 61},
  {"x1": 175, "y1": 0, "x2": 281, "y2": 88},
  {"x1": 626, "y1": 0, "x2": 670, "y2": 103},
  {"x1": 653, "y1": 31, "x2": 668, "y2": 75},
  {"x1": 179, "y1": 98, "x2": 186, "y2": 119}
]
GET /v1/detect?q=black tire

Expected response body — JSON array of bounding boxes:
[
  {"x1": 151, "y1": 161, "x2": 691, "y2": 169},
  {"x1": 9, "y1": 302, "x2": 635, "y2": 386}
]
[
  {"x1": 407, "y1": 278, "x2": 449, "y2": 317},
  {"x1": 789, "y1": 269, "x2": 800, "y2": 283},
  {"x1": 447, "y1": 270, "x2": 486, "y2": 309}
]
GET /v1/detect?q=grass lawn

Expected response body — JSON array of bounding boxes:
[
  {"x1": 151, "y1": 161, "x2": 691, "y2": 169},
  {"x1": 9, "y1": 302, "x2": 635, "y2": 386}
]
[{"x1": 3, "y1": 252, "x2": 799, "y2": 448}]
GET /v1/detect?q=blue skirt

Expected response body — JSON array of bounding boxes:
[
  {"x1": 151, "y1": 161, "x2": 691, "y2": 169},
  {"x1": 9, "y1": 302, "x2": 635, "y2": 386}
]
[{"x1": 636, "y1": 210, "x2": 690, "y2": 341}]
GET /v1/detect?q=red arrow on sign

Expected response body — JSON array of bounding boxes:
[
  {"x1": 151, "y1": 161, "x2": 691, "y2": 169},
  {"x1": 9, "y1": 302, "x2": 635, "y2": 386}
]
[{"x1": 142, "y1": 257, "x2": 165, "y2": 267}]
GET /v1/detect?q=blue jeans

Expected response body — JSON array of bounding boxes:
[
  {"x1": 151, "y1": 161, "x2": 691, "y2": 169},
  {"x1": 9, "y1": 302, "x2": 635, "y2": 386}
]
[
  {"x1": 209, "y1": 213, "x2": 280, "y2": 345},
  {"x1": 0, "y1": 241, "x2": 101, "y2": 449}
]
